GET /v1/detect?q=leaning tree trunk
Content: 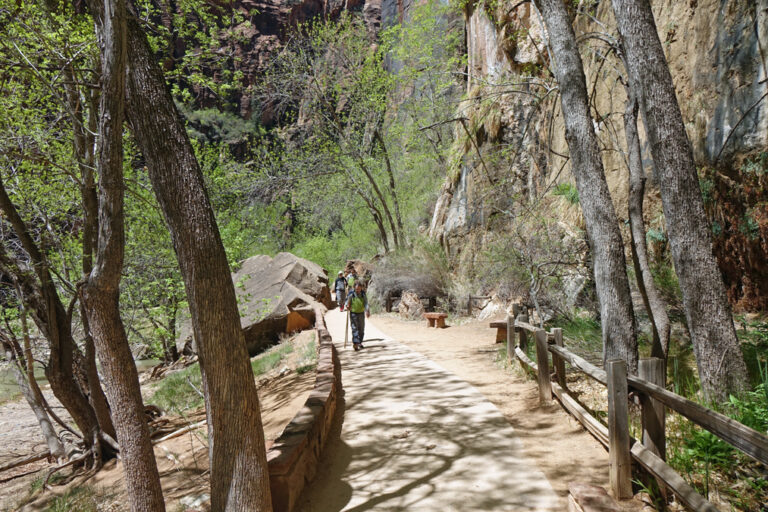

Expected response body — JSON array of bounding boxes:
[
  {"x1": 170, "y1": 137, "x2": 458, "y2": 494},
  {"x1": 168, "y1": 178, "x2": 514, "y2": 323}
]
[
  {"x1": 0, "y1": 331, "x2": 65, "y2": 460},
  {"x1": 533, "y1": 0, "x2": 638, "y2": 371},
  {"x1": 611, "y1": 0, "x2": 748, "y2": 398},
  {"x1": 82, "y1": 0, "x2": 166, "y2": 509},
  {"x1": 113, "y1": 5, "x2": 272, "y2": 510},
  {"x1": 624, "y1": 93, "x2": 671, "y2": 360},
  {"x1": 0, "y1": 177, "x2": 103, "y2": 456}
]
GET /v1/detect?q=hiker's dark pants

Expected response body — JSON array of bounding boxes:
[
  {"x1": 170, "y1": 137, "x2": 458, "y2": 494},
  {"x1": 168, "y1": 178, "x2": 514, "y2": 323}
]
[
  {"x1": 336, "y1": 288, "x2": 346, "y2": 308},
  {"x1": 350, "y1": 312, "x2": 365, "y2": 345}
]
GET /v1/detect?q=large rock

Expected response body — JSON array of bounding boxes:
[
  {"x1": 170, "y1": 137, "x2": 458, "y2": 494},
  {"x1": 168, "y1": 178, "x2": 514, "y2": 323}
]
[
  {"x1": 398, "y1": 290, "x2": 425, "y2": 320},
  {"x1": 177, "y1": 252, "x2": 331, "y2": 356}
]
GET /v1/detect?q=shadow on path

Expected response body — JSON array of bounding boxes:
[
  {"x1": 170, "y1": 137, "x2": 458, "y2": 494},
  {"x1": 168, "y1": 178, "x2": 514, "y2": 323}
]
[{"x1": 295, "y1": 310, "x2": 560, "y2": 512}]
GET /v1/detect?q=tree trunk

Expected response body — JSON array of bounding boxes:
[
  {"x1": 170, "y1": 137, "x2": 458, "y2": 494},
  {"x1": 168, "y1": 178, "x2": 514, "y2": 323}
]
[
  {"x1": 82, "y1": 0, "x2": 166, "y2": 509},
  {"x1": 0, "y1": 177, "x2": 102, "y2": 456},
  {"x1": 533, "y1": 0, "x2": 638, "y2": 371},
  {"x1": 373, "y1": 129, "x2": 405, "y2": 243},
  {"x1": 0, "y1": 330, "x2": 65, "y2": 460},
  {"x1": 118, "y1": 6, "x2": 272, "y2": 510},
  {"x1": 164, "y1": 299, "x2": 179, "y2": 363},
  {"x1": 611, "y1": 0, "x2": 748, "y2": 398},
  {"x1": 354, "y1": 155, "x2": 400, "y2": 249},
  {"x1": 624, "y1": 93, "x2": 671, "y2": 360}
]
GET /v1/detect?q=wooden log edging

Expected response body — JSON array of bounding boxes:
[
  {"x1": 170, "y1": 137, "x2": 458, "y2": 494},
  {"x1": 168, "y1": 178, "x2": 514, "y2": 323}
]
[{"x1": 266, "y1": 307, "x2": 342, "y2": 512}]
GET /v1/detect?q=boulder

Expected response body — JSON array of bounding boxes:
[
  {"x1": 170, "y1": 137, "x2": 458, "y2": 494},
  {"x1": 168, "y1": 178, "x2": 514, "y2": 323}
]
[
  {"x1": 398, "y1": 290, "x2": 425, "y2": 320},
  {"x1": 477, "y1": 295, "x2": 505, "y2": 321},
  {"x1": 177, "y1": 252, "x2": 331, "y2": 356}
]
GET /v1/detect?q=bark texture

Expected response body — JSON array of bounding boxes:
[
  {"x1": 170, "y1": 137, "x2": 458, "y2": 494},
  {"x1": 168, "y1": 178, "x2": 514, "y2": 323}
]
[
  {"x1": 611, "y1": 0, "x2": 748, "y2": 398},
  {"x1": 533, "y1": 0, "x2": 638, "y2": 371},
  {"x1": 82, "y1": 0, "x2": 166, "y2": 509},
  {"x1": 117, "y1": 3, "x2": 272, "y2": 510},
  {"x1": 624, "y1": 94, "x2": 670, "y2": 360}
]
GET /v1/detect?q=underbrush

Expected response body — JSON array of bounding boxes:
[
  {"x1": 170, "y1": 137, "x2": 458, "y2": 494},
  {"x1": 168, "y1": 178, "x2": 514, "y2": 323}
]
[
  {"x1": 666, "y1": 381, "x2": 768, "y2": 510},
  {"x1": 150, "y1": 339, "x2": 299, "y2": 414},
  {"x1": 44, "y1": 487, "x2": 98, "y2": 512}
]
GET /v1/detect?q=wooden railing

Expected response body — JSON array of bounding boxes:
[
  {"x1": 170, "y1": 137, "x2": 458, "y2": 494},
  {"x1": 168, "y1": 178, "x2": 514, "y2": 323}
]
[{"x1": 506, "y1": 306, "x2": 768, "y2": 511}]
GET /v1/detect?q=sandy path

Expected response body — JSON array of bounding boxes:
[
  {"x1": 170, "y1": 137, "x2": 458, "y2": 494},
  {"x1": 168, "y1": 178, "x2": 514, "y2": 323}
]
[{"x1": 295, "y1": 309, "x2": 561, "y2": 512}]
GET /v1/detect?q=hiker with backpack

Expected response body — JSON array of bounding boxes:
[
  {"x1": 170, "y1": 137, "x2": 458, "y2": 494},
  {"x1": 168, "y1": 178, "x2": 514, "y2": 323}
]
[
  {"x1": 334, "y1": 271, "x2": 347, "y2": 311},
  {"x1": 345, "y1": 280, "x2": 370, "y2": 351}
]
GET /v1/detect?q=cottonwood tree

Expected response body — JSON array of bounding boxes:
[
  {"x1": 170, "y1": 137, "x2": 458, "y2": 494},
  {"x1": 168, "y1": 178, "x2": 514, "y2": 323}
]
[
  {"x1": 611, "y1": 0, "x2": 748, "y2": 398},
  {"x1": 0, "y1": 1, "x2": 121, "y2": 461},
  {"x1": 80, "y1": 0, "x2": 274, "y2": 507},
  {"x1": 532, "y1": 0, "x2": 638, "y2": 370},
  {"x1": 623, "y1": 92, "x2": 671, "y2": 360},
  {"x1": 258, "y1": 15, "x2": 404, "y2": 251},
  {"x1": 81, "y1": 0, "x2": 166, "y2": 508}
]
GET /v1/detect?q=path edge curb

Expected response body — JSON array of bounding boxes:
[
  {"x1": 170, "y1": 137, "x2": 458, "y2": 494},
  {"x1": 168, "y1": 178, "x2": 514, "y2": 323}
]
[{"x1": 266, "y1": 306, "x2": 342, "y2": 512}]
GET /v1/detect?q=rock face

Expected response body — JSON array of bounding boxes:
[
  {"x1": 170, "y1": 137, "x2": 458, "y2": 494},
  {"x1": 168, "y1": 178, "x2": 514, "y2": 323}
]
[
  {"x1": 430, "y1": 0, "x2": 768, "y2": 310},
  {"x1": 177, "y1": 252, "x2": 331, "y2": 356}
]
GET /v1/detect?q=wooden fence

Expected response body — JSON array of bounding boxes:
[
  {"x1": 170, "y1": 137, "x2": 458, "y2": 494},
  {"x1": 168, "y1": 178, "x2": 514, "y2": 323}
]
[{"x1": 506, "y1": 305, "x2": 768, "y2": 511}]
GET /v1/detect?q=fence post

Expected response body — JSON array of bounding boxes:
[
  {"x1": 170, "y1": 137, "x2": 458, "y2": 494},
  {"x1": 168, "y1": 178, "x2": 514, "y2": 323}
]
[
  {"x1": 467, "y1": 294, "x2": 472, "y2": 317},
  {"x1": 639, "y1": 358, "x2": 666, "y2": 461},
  {"x1": 385, "y1": 294, "x2": 392, "y2": 313},
  {"x1": 518, "y1": 311, "x2": 529, "y2": 352},
  {"x1": 552, "y1": 328, "x2": 566, "y2": 389},
  {"x1": 534, "y1": 329, "x2": 551, "y2": 404},
  {"x1": 607, "y1": 359, "x2": 632, "y2": 499},
  {"x1": 506, "y1": 314, "x2": 515, "y2": 362}
]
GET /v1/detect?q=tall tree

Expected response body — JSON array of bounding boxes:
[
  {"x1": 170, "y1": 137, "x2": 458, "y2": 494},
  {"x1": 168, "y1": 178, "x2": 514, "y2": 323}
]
[
  {"x1": 79, "y1": 0, "x2": 273, "y2": 508},
  {"x1": 624, "y1": 92, "x2": 671, "y2": 360},
  {"x1": 0, "y1": 176, "x2": 108, "y2": 460},
  {"x1": 611, "y1": 0, "x2": 748, "y2": 398},
  {"x1": 532, "y1": 0, "x2": 638, "y2": 370},
  {"x1": 81, "y1": 0, "x2": 166, "y2": 509}
]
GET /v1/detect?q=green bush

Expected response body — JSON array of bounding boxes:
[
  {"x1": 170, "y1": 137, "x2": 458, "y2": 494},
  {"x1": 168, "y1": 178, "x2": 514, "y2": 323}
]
[{"x1": 552, "y1": 182, "x2": 580, "y2": 205}]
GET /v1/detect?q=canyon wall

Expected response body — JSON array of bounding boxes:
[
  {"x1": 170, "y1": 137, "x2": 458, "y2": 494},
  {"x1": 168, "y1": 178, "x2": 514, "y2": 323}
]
[{"x1": 429, "y1": 0, "x2": 768, "y2": 309}]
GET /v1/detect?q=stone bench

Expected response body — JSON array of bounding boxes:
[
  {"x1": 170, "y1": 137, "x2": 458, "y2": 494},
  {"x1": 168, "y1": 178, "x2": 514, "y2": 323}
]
[
  {"x1": 424, "y1": 312, "x2": 448, "y2": 328},
  {"x1": 489, "y1": 321, "x2": 507, "y2": 343}
]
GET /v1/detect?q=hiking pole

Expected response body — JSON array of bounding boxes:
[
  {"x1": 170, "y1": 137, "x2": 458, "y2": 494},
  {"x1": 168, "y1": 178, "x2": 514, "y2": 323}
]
[{"x1": 344, "y1": 308, "x2": 350, "y2": 349}]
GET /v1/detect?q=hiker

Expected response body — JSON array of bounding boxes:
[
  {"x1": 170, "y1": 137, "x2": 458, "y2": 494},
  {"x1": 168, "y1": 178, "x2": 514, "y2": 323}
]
[
  {"x1": 346, "y1": 269, "x2": 358, "y2": 292},
  {"x1": 334, "y1": 271, "x2": 347, "y2": 311},
  {"x1": 345, "y1": 281, "x2": 370, "y2": 351}
]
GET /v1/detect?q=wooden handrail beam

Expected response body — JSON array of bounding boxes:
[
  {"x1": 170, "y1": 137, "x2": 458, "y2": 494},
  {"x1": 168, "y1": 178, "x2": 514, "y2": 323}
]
[
  {"x1": 548, "y1": 344, "x2": 607, "y2": 385},
  {"x1": 627, "y1": 374, "x2": 768, "y2": 466}
]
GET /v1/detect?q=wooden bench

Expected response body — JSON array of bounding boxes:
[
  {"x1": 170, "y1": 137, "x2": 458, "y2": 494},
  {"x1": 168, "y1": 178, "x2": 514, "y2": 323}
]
[
  {"x1": 424, "y1": 312, "x2": 448, "y2": 328},
  {"x1": 489, "y1": 321, "x2": 507, "y2": 343}
]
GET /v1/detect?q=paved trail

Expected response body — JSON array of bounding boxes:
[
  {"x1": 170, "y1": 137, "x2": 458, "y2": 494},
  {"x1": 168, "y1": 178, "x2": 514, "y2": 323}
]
[{"x1": 296, "y1": 310, "x2": 561, "y2": 511}]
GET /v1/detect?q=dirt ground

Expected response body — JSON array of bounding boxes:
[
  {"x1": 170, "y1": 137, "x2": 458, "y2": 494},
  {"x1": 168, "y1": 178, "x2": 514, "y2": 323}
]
[
  {"x1": 370, "y1": 313, "x2": 649, "y2": 510},
  {"x1": 0, "y1": 331, "x2": 317, "y2": 512}
]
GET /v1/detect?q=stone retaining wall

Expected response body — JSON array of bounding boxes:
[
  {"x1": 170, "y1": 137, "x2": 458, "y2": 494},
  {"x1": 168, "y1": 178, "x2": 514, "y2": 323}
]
[{"x1": 267, "y1": 309, "x2": 341, "y2": 512}]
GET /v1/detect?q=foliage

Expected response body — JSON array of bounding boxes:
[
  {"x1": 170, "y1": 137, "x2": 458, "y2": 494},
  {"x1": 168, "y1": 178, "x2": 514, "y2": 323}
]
[
  {"x1": 557, "y1": 314, "x2": 603, "y2": 355},
  {"x1": 552, "y1": 183, "x2": 580, "y2": 205},
  {"x1": 151, "y1": 342, "x2": 295, "y2": 414},
  {"x1": 477, "y1": 211, "x2": 588, "y2": 322}
]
